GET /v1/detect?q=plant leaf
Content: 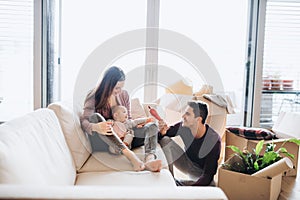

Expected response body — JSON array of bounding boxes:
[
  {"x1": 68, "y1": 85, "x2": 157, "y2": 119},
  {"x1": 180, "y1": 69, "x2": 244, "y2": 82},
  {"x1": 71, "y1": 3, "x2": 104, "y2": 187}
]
[
  {"x1": 277, "y1": 147, "x2": 287, "y2": 153},
  {"x1": 282, "y1": 152, "x2": 295, "y2": 159},
  {"x1": 262, "y1": 151, "x2": 278, "y2": 167},
  {"x1": 255, "y1": 140, "x2": 264, "y2": 156},
  {"x1": 254, "y1": 161, "x2": 259, "y2": 171},
  {"x1": 266, "y1": 142, "x2": 276, "y2": 152},
  {"x1": 227, "y1": 145, "x2": 243, "y2": 156},
  {"x1": 227, "y1": 145, "x2": 248, "y2": 163},
  {"x1": 286, "y1": 138, "x2": 300, "y2": 146},
  {"x1": 266, "y1": 143, "x2": 273, "y2": 152},
  {"x1": 277, "y1": 147, "x2": 295, "y2": 159}
]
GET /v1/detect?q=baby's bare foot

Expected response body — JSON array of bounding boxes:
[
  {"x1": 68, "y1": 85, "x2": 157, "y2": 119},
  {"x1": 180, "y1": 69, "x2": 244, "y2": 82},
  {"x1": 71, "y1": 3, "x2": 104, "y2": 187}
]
[
  {"x1": 122, "y1": 149, "x2": 146, "y2": 171},
  {"x1": 132, "y1": 160, "x2": 145, "y2": 171},
  {"x1": 145, "y1": 159, "x2": 162, "y2": 172}
]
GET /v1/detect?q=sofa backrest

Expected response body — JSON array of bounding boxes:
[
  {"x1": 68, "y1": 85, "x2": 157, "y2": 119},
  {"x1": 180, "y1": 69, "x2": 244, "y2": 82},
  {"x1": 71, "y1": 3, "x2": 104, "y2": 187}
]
[
  {"x1": 0, "y1": 109, "x2": 76, "y2": 185},
  {"x1": 48, "y1": 102, "x2": 91, "y2": 171}
]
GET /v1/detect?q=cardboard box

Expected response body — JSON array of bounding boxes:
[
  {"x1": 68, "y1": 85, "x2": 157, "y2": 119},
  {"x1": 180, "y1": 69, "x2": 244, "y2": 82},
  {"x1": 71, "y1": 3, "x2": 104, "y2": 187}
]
[
  {"x1": 218, "y1": 166, "x2": 282, "y2": 200},
  {"x1": 154, "y1": 94, "x2": 228, "y2": 137},
  {"x1": 225, "y1": 111, "x2": 300, "y2": 176},
  {"x1": 225, "y1": 130, "x2": 299, "y2": 176}
]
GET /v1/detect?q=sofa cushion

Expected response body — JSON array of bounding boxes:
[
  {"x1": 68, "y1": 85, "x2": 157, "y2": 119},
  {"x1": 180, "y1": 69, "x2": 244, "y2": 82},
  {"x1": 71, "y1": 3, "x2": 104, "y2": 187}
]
[
  {"x1": 48, "y1": 102, "x2": 91, "y2": 171},
  {"x1": 75, "y1": 169, "x2": 176, "y2": 186},
  {"x1": 226, "y1": 126, "x2": 276, "y2": 140},
  {"x1": 0, "y1": 185, "x2": 229, "y2": 200},
  {"x1": 78, "y1": 145, "x2": 168, "y2": 173},
  {"x1": 0, "y1": 109, "x2": 76, "y2": 185},
  {"x1": 131, "y1": 98, "x2": 147, "y2": 119}
]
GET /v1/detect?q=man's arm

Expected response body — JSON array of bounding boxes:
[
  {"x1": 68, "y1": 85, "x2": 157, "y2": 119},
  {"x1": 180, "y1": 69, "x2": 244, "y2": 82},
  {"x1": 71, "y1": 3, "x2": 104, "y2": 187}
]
[{"x1": 158, "y1": 122, "x2": 181, "y2": 140}]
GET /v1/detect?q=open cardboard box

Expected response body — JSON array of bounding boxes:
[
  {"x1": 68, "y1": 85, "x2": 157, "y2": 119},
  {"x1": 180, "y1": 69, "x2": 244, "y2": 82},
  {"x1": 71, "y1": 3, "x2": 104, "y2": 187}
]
[
  {"x1": 154, "y1": 94, "x2": 228, "y2": 137},
  {"x1": 225, "y1": 112, "x2": 300, "y2": 176},
  {"x1": 218, "y1": 161, "x2": 282, "y2": 200}
]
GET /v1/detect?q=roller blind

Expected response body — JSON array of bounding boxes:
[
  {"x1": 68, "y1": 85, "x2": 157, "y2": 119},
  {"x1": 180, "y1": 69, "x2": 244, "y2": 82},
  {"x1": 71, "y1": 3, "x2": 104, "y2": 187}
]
[
  {"x1": 0, "y1": 0, "x2": 33, "y2": 58},
  {"x1": 0, "y1": 0, "x2": 34, "y2": 121},
  {"x1": 263, "y1": 0, "x2": 300, "y2": 90}
]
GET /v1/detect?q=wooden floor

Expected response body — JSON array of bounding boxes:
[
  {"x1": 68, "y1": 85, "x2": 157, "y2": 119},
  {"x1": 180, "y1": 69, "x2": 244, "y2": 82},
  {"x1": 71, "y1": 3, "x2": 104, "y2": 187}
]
[{"x1": 279, "y1": 173, "x2": 300, "y2": 200}]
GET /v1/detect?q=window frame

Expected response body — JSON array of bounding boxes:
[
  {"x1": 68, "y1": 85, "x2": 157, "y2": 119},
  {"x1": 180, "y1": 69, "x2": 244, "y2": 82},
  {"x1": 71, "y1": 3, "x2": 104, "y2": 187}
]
[
  {"x1": 244, "y1": 0, "x2": 267, "y2": 127},
  {"x1": 247, "y1": 0, "x2": 300, "y2": 127},
  {"x1": 34, "y1": 0, "x2": 60, "y2": 109}
]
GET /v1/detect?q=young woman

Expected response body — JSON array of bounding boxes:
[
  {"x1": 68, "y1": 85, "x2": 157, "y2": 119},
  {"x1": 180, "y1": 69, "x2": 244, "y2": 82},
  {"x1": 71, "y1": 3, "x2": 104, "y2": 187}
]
[{"x1": 80, "y1": 66, "x2": 161, "y2": 172}]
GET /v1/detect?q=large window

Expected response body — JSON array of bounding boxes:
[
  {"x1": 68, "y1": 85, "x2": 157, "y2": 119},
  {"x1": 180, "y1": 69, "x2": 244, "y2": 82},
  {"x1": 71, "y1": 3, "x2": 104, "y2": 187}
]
[
  {"x1": 60, "y1": 0, "x2": 146, "y2": 103},
  {"x1": 259, "y1": 0, "x2": 300, "y2": 127},
  {"x1": 0, "y1": 0, "x2": 34, "y2": 121},
  {"x1": 159, "y1": 0, "x2": 248, "y2": 125},
  {"x1": 60, "y1": 0, "x2": 248, "y2": 126}
]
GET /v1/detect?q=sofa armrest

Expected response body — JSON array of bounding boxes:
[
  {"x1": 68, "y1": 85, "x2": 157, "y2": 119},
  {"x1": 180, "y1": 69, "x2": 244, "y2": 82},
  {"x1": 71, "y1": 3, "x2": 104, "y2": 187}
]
[{"x1": 0, "y1": 185, "x2": 228, "y2": 200}]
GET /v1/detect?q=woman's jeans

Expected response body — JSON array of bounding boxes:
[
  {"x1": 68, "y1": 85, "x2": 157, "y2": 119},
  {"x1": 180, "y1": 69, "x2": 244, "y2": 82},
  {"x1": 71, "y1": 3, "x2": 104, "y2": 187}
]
[{"x1": 88, "y1": 113, "x2": 158, "y2": 159}]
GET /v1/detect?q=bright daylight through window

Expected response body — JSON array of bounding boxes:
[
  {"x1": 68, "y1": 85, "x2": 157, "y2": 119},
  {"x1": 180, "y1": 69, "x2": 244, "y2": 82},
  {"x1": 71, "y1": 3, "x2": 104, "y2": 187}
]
[{"x1": 61, "y1": 0, "x2": 248, "y2": 126}]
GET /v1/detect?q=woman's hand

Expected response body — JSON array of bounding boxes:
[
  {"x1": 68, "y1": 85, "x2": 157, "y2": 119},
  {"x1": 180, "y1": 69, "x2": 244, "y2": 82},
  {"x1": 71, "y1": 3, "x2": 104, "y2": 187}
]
[
  {"x1": 158, "y1": 120, "x2": 169, "y2": 135},
  {"x1": 92, "y1": 121, "x2": 113, "y2": 135}
]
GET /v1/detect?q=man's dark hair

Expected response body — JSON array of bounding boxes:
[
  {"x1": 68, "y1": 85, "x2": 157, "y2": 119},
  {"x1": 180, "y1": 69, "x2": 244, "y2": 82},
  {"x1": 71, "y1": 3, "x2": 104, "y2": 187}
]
[{"x1": 187, "y1": 101, "x2": 208, "y2": 124}]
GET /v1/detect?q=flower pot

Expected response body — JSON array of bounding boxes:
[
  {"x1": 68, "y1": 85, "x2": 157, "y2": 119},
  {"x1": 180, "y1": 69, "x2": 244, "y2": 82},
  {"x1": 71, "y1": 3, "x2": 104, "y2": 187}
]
[
  {"x1": 262, "y1": 78, "x2": 271, "y2": 90},
  {"x1": 282, "y1": 80, "x2": 294, "y2": 90},
  {"x1": 271, "y1": 79, "x2": 282, "y2": 90}
]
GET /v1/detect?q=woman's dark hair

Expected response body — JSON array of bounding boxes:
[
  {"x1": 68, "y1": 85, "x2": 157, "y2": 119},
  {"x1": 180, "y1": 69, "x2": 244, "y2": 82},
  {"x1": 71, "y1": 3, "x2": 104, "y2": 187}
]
[
  {"x1": 88, "y1": 66, "x2": 125, "y2": 110},
  {"x1": 187, "y1": 101, "x2": 208, "y2": 124}
]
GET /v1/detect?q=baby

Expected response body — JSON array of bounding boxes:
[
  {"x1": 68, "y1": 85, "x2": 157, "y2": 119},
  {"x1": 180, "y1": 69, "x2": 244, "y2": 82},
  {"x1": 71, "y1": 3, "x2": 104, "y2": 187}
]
[{"x1": 109, "y1": 105, "x2": 153, "y2": 154}]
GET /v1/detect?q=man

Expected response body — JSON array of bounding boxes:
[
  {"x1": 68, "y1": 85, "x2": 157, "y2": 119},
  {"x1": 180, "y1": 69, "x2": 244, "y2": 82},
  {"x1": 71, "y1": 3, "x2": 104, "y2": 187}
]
[{"x1": 158, "y1": 101, "x2": 221, "y2": 186}]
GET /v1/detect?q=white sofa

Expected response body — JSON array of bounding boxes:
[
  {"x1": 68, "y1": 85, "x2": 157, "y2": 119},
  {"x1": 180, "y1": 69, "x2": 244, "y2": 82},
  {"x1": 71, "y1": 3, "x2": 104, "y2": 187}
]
[{"x1": 0, "y1": 102, "x2": 227, "y2": 200}]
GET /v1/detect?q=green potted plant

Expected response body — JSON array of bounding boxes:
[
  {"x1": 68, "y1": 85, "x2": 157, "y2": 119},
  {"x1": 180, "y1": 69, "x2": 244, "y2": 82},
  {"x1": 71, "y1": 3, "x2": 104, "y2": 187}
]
[
  {"x1": 223, "y1": 138, "x2": 300, "y2": 175},
  {"x1": 218, "y1": 138, "x2": 300, "y2": 200}
]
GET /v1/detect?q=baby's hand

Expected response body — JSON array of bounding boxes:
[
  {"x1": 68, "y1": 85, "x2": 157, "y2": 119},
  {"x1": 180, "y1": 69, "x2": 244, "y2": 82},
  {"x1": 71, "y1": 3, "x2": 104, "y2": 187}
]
[
  {"x1": 136, "y1": 123, "x2": 145, "y2": 128},
  {"x1": 137, "y1": 117, "x2": 155, "y2": 128},
  {"x1": 146, "y1": 117, "x2": 155, "y2": 123}
]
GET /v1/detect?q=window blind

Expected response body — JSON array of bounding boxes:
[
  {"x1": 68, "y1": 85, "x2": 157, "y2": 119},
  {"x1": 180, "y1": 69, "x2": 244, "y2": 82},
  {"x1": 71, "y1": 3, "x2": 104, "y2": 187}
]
[
  {"x1": 263, "y1": 0, "x2": 300, "y2": 90},
  {"x1": 0, "y1": 0, "x2": 34, "y2": 121},
  {"x1": 260, "y1": 0, "x2": 300, "y2": 127},
  {"x1": 0, "y1": 0, "x2": 33, "y2": 58}
]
